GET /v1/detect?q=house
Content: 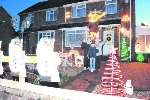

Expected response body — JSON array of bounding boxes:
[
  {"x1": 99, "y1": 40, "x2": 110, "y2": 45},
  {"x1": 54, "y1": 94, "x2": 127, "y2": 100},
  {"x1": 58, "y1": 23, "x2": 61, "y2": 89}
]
[
  {"x1": 135, "y1": 25, "x2": 150, "y2": 53},
  {"x1": 18, "y1": 0, "x2": 135, "y2": 60},
  {"x1": 0, "y1": 6, "x2": 15, "y2": 55}
]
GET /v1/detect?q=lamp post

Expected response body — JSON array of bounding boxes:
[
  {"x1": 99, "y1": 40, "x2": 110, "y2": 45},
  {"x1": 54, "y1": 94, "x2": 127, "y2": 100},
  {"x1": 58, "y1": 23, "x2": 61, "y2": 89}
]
[{"x1": 129, "y1": 0, "x2": 132, "y2": 62}]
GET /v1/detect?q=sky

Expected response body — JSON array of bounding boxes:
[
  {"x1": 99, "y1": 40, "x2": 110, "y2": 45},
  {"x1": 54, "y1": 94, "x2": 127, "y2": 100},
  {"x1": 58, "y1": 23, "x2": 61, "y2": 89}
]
[
  {"x1": 0, "y1": 0, "x2": 150, "y2": 26},
  {"x1": 0, "y1": 0, "x2": 40, "y2": 16},
  {"x1": 135, "y1": 0, "x2": 150, "y2": 26}
]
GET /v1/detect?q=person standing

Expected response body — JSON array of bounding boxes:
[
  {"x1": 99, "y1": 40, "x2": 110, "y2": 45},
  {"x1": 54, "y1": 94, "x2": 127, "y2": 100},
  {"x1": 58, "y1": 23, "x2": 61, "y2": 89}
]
[
  {"x1": 87, "y1": 43, "x2": 96, "y2": 72},
  {"x1": 81, "y1": 40, "x2": 90, "y2": 70}
]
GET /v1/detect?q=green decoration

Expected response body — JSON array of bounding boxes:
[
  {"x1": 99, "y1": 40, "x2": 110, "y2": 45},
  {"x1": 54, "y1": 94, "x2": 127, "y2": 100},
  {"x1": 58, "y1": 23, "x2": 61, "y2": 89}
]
[
  {"x1": 136, "y1": 53, "x2": 145, "y2": 62},
  {"x1": 120, "y1": 37, "x2": 129, "y2": 61}
]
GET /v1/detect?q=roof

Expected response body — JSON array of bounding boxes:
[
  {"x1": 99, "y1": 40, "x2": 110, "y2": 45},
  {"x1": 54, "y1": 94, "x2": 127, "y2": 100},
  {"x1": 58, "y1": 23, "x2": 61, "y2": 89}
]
[
  {"x1": 18, "y1": 0, "x2": 88, "y2": 15},
  {"x1": 0, "y1": 6, "x2": 12, "y2": 18},
  {"x1": 136, "y1": 26, "x2": 150, "y2": 36}
]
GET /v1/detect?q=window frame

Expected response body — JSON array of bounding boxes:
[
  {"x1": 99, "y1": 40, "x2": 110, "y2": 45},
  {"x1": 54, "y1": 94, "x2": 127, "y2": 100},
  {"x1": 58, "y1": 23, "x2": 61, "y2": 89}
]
[
  {"x1": 21, "y1": 13, "x2": 34, "y2": 31},
  {"x1": 38, "y1": 30, "x2": 55, "y2": 41},
  {"x1": 71, "y1": 4, "x2": 86, "y2": 18},
  {"x1": 65, "y1": 27, "x2": 87, "y2": 47},
  {"x1": 46, "y1": 9, "x2": 57, "y2": 22},
  {"x1": 105, "y1": 0, "x2": 117, "y2": 14}
]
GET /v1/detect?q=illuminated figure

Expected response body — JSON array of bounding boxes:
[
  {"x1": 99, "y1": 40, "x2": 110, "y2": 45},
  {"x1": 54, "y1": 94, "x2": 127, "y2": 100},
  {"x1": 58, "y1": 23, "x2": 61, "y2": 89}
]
[
  {"x1": 36, "y1": 38, "x2": 61, "y2": 87},
  {"x1": 9, "y1": 37, "x2": 26, "y2": 81}
]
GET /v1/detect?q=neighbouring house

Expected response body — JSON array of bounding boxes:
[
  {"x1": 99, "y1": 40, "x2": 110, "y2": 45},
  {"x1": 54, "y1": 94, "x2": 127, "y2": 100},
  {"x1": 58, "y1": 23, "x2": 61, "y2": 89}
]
[
  {"x1": 135, "y1": 25, "x2": 150, "y2": 53},
  {"x1": 18, "y1": 0, "x2": 135, "y2": 60},
  {"x1": 0, "y1": 6, "x2": 16, "y2": 55}
]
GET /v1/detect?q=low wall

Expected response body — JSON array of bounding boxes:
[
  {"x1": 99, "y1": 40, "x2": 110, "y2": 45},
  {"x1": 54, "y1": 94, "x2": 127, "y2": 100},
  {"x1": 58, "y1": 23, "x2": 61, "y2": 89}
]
[{"x1": 0, "y1": 79, "x2": 142, "y2": 100}]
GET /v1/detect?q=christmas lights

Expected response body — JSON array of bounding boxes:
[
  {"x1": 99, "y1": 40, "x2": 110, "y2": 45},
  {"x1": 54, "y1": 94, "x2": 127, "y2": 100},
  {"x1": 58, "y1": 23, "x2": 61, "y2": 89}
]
[
  {"x1": 36, "y1": 38, "x2": 61, "y2": 82},
  {"x1": 120, "y1": 37, "x2": 129, "y2": 61},
  {"x1": 95, "y1": 47, "x2": 126, "y2": 96},
  {"x1": 136, "y1": 53, "x2": 145, "y2": 62}
]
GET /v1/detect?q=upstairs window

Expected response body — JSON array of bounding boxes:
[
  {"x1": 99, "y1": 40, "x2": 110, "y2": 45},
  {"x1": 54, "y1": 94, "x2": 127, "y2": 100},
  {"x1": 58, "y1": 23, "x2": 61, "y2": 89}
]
[
  {"x1": 21, "y1": 13, "x2": 34, "y2": 32},
  {"x1": 46, "y1": 9, "x2": 57, "y2": 21},
  {"x1": 105, "y1": 0, "x2": 117, "y2": 14},
  {"x1": 72, "y1": 4, "x2": 86, "y2": 18}
]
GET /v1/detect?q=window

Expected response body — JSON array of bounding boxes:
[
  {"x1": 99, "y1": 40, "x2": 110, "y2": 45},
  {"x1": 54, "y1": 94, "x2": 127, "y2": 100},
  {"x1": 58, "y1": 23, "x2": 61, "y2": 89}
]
[
  {"x1": 21, "y1": 14, "x2": 34, "y2": 31},
  {"x1": 46, "y1": 9, "x2": 57, "y2": 21},
  {"x1": 65, "y1": 28, "x2": 86, "y2": 47},
  {"x1": 72, "y1": 4, "x2": 86, "y2": 18},
  {"x1": 105, "y1": 0, "x2": 117, "y2": 14},
  {"x1": 124, "y1": 0, "x2": 129, "y2": 3},
  {"x1": 38, "y1": 30, "x2": 55, "y2": 41}
]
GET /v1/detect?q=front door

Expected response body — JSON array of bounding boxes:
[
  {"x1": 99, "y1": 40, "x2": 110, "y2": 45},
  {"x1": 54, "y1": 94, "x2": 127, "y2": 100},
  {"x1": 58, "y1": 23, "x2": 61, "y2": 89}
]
[{"x1": 102, "y1": 26, "x2": 114, "y2": 56}]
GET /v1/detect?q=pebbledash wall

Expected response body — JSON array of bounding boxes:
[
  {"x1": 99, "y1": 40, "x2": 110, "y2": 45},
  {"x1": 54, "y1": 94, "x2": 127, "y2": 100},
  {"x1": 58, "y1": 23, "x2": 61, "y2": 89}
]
[{"x1": 19, "y1": 0, "x2": 135, "y2": 58}]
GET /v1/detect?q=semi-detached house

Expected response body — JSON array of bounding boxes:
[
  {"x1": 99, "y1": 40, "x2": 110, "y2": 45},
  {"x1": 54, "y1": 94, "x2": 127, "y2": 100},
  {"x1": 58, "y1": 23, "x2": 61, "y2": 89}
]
[{"x1": 18, "y1": 0, "x2": 135, "y2": 59}]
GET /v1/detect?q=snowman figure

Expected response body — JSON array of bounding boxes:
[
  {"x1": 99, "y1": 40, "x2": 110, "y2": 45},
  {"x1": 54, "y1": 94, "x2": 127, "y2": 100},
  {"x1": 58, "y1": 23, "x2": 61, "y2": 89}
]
[
  {"x1": 9, "y1": 37, "x2": 26, "y2": 81},
  {"x1": 124, "y1": 80, "x2": 134, "y2": 95},
  {"x1": 36, "y1": 38, "x2": 61, "y2": 87}
]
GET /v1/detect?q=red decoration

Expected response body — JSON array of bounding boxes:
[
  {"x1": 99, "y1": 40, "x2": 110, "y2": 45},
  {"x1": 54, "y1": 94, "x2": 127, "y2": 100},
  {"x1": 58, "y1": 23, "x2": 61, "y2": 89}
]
[{"x1": 99, "y1": 48, "x2": 126, "y2": 96}]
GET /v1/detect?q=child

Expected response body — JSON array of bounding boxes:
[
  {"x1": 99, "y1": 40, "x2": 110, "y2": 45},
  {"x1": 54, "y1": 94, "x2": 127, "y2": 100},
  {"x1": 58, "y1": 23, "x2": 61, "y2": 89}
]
[{"x1": 87, "y1": 43, "x2": 96, "y2": 72}]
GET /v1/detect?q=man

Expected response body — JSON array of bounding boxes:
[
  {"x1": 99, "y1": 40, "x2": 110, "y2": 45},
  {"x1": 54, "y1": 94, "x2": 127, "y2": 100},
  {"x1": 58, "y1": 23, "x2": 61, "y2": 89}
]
[
  {"x1": 87, "y1": 43, "x2": 96, "y2": 72},
  {"x1": 81, "y1": 40, "x2": 90, "y2": 70}
]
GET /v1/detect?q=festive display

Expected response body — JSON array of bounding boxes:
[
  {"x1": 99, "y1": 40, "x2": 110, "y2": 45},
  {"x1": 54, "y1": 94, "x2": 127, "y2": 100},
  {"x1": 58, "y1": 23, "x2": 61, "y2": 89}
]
[
  {"x1": 121, "y1": 14, "x2": 130, "y2": 22},
  {"x1": 124, "y1": 80, "x2": 133, "y2": 95},
  {"x1": 88, "y1": 10, "x2": 105, "y2": 42},
  {"x1": 9, "y1": 37, "x2": 26, "y2": 76},
  {"x1": 120, "y1": 37, "x2": 129, "y2": 61},
  {"x1": 96, "y1": 47, "x2": 126, "y2": 96},
  {"x1": 36, "y1": 38, "x2": 61, "y2": 82},
  {"x1": 136, "y1": 53, "x2": 145, "y2": 62}
]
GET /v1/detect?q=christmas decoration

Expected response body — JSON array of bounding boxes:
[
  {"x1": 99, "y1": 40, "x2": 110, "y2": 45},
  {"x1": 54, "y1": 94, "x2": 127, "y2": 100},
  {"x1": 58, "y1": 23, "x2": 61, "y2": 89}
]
[
  {"x1": 120, "y1": 37, "x2": 129, "y2": 61},
  {"x1": 136, "y1": 53, "x2": 145, "y2": 62},
  {"x1": 88, "y1": 10, "x2": 105, "y2": 42},
  {"x1": 124, "y1": 80, "x2": 133, "y2": 95},
  {"x1": 96, "y1": 47, "x2": 126, "y2": 96},
  {"x1": 36, "y1": 38, "x2": 61, "y2": 82}
]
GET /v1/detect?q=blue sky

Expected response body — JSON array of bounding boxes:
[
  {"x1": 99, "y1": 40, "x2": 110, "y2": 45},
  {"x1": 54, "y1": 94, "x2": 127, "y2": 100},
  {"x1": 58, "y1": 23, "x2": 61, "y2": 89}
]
[
  {"x1": 136, "y1": 0, "x2": 150, "y2": 26},
  {"x1": 0, "y1": 0, "x2": 40, "y2": 16},
  {"x1": 0, "y1": 0, "x2": 150, "y2": 26}
]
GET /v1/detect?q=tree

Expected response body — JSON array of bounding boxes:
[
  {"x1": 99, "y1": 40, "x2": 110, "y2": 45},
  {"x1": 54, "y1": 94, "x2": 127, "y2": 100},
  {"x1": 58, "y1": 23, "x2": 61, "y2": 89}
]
[
  {"x1": 95, "y1": 48, "x2": 126, "y2": 96},
  {"x1": 120, "y1": 37, "x2": 129, "y2": 61},
  {"x1": 136, "y1": 53, "x2": 145, "y2": 62}
]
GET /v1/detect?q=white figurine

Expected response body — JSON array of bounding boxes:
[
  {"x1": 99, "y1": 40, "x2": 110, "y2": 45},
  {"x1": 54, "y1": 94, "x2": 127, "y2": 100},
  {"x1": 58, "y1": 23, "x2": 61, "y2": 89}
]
[
  {"x1": 36, "y1": 38, "x2": 61, "y2": 82},
  {"x1": 124, "y1": 80, "x2": 134, "y2": 95},
  {"x1": 9, "y1": 37, "x2": 26, "y2": 79}
]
